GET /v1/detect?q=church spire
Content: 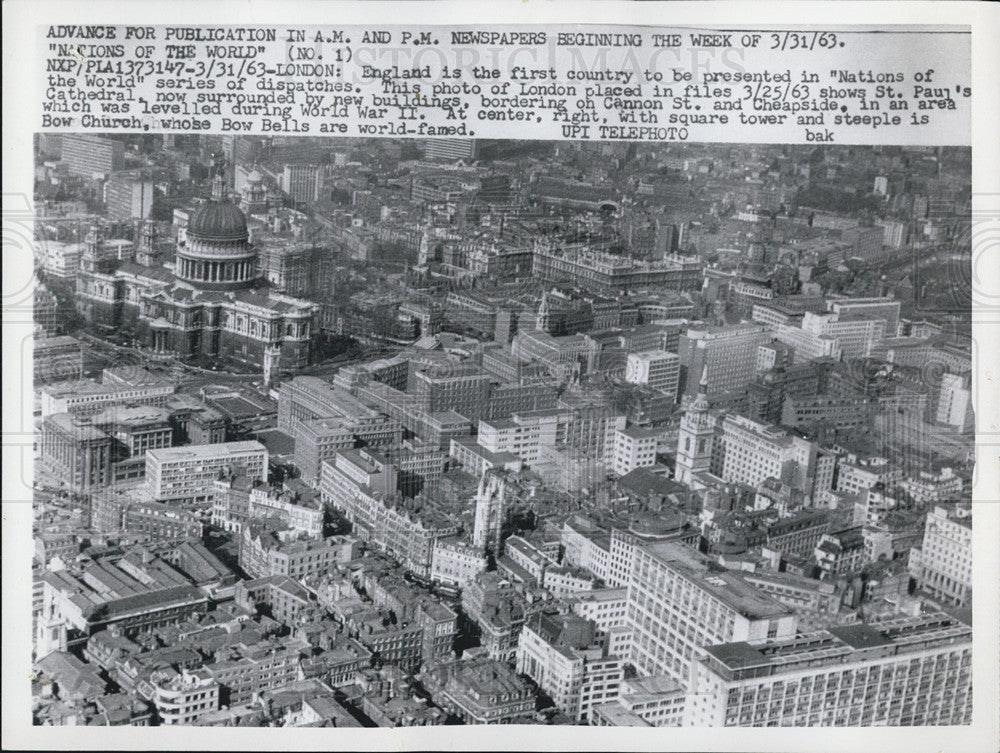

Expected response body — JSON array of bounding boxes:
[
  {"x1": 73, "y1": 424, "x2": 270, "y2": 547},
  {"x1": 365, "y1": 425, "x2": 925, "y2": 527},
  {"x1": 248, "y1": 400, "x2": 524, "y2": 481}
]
[
  {"x1": 210, "y1": 153, "x2": 228, "y2": 200},
  {"x1": 690, "y1": 364, "x2": 710, "y2": 413}
]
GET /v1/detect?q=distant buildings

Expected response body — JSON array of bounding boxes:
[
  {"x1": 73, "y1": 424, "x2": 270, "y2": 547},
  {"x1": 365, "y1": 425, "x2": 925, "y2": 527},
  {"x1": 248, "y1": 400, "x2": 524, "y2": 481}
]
[
  {"x1": 104, "y1": 172, "x2": 154, "y2": 221},
  {"x1": 60, "y1": 135, "x2": 124, "y2": 177},
  {"x1": 424, "y1": 139, "x2": 480, "y2": 163}
]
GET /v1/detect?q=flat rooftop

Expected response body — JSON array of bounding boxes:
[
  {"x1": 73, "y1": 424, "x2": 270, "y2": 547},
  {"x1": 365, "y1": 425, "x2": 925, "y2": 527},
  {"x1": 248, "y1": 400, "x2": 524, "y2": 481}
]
[
  {"x1": 701, "y1": 612, "x2": 971, "y2": 681},
  {"x1": 640, "y1": 540, "x2": 792, "y2": 621},
  {"x1": 147, "y1": 440, "x2": 266, "y2": 462}
]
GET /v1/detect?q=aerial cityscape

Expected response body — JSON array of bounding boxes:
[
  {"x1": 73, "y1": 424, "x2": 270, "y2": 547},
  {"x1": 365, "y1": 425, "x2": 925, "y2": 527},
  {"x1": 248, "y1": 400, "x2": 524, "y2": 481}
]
[{"x1": 30, "y1": 134, "x2": 973, "y2": 727}]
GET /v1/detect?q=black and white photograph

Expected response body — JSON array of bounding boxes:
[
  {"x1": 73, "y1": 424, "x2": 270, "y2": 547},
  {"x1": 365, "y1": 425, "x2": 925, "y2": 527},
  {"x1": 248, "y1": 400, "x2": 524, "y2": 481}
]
[{"x1": 26, "y1": 133, "x2": 975, "y2": 728}]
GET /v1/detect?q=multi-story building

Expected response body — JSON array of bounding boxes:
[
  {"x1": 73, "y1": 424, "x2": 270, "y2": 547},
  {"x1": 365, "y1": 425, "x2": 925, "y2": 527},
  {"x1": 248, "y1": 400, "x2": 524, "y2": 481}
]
[
  {"x1": 38, "y1": 413, "x2": 115, "y2": 491},
  {"x1": 431, "y1": 537, "x2": 489, "y2": 589},
  {"x1": 627, "y1": 540, "x2": 796, "y2": 686},
  {"x1": 210, "y1": 473, "x2": 257, "y2": 533},
  {"x1": 566, "y1": 587, "x2": 629, "y2": 635},
  {"x1": 246, "y1": 484, "x2": 324, "y2": 537},
  {"x1": 40, "y1": 378, "x2": 175, "y2": 417},
  {"x1": 104, "y1": 172, "x2": 154, "y2": 221},
  {"x1": 420, "y1": 657, "x2": 536, "y2": 724},
  {"x1": 775, "y1": 325, "x2": 843, "y2": 364},
  {"x1": 281, "y1": 163, "x2": 323, "y2": 205},
  {"x1": 424, "y1": 138, "x2": 480, "y2": 162},
  {"x1": 532, "y1": 247, "x2": 702, "y2": 296},
  {"x1": 204, "y1": 636, "x2": 309, "y2": 706},
  {"x1": 606, "y1": 518, "x2": 700, "y2": 590},
  {"x1": 827, "y1": 297, "x2": 900, "y2": 335},
  {"x1": 34, "y1": 336, "x2": 83, "y2": 384},
  {"x1": 144, "y1": 441, "x2": 268, "y2": 505},
  {"x1": 122, "y1": 501, "x2": 204, "y2": 541},
  {"x1": 836, "y1": 458, "x2": 902, "y2": 496},
  {"x1": 234, "y1": 575, "x2": 314, "y2": 626},
  {"x1": 780, "y1": 395, "x2": 874, "y2": 432},
  {"x1": 813, "y1": 527, "x2": 866, "y2": 580},
  {"x1": 899, "y1": 467, "x2": 963, "y2": 504},
  {"x1": 60, "y1": 134, "x2": 124, "y2": 177},
  {"x1": 477, "y1": 409, "x2": 565, "y2": 466},
  {"x1": 716, "y1": 414, "x2": 819, "y2": 492},
  {"x1": 319, "y1": 449, "x2": 458, "y2": 578},
  {"x1": 936, "y1": 372, "x2": 973, "y2": 431},
  {"x1": 908, "y1": 504, "x2": 972, "y2": 607},
  {"x1": 612, "y1": 426, "x2": 660, "y2": 477},
  {"x1": 625, "y1": 350, "x2": 681, "y2": 398},
  {"x1": 678, "y1": 323, "x2": 772, "y2": 398},
  {"x1": 561, "y1": 518, "x2": 613, "y2": 582},
  {"x1": 593, "y1": 674, "x2": 688, "y2": 727},
  {"x1": 516, "y1": 612, "x2": 624, "y2": 723},
  {"x1": 687, "y1": 613, "x2": 972, "y2": 726},
  {"x1": 239, "y1": 524, "x2": 359, "y2": 581},
  {"x1": 351, "y1": 610, "x2": 424, "y2": 674},
  {"x1": 840, "y1": 226, "x2": 886, "y2": 263},
  {"x1": 417, "y1": 599, "x2": 459, "y2": 667},
  {"x1": 150, "y1": 669, "x2": 219, "y2": 726},
  {"x1": 35, "y1": 240, "x2": 84, "y2": 280},
  {"x1": 409, "y1": 366, "x2": 491, "y2": 422},
  {"x1": 277, "y1": 375, "x2": 383, "y2": 437},
  {"x1": 461, "y1": 572, "x2": 529, "y2": 663},
  {"x1": 800, "y1": 312, "x2": 886, "y2": 361}
]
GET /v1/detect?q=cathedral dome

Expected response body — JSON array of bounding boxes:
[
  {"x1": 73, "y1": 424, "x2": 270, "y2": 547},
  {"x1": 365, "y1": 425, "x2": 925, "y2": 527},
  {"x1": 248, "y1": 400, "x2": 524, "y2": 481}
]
[{"x1": 187, "y1": 199, "x2": 249, "y2": 243}]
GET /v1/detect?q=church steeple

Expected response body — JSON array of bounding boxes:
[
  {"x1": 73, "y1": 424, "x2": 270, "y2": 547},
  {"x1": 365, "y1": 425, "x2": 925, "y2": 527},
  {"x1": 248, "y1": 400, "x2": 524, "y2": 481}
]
[
  {"x1": 675, "y1": 364, "x2": 715, "y2": 487},
  {"x1": 536, "y1": 288, "x2": 551, "y2": 332},
  {"x1": 210, "y1": 153, "x2": 228, "y2": 201},
  {"x1": 691, "y1": 364, "x2": 710, "y2": 410}
]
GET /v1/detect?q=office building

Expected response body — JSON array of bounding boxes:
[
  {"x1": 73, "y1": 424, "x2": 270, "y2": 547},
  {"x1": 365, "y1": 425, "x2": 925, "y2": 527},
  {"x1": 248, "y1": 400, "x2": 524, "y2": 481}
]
[
  {"x1": 800, "y1": 312, "x2": 886, "y2": 361},
  {"x1": 678, "y1": 324, "x2": 772, "y2": 398},
  {"x1": 144, "y1": 441, "x2": 268, "y2": 505},
  {"x1": 612, "y1": 426, "x2": 660, "y2": 477},
  {"x1": 104, "y1": 173, "x2": 155, "y2": 220},
  {"x1": 687, "y1": 613, "x2": 971, "y2": 726},
  {"x1": 151, "y1": 669, "x2": 220, "y2": 726},
  {"x1": 60, "y1": 135, "x2": 125, "y2": 177},
  {"x1": 38, "y1": 413, "x2": 115, "y2": 491},
  {"x1": 516, "y1": 612, "x2": 624, "y2": 723},
  {"x1": 908, "y1": 504, "x2": 972, "y2": 607},
  {"x1": 625, "y1": 350, "x2": 681, "y2": 398},
  {"x1": 424, "y1": 139, "x2": 480, "y2": 163},
  {"x1": 281, "y1": 164, "x2": 323, "y2": 205},
  {"x1": 626, "y1": 541, "x2": 796, "y2": 686}
]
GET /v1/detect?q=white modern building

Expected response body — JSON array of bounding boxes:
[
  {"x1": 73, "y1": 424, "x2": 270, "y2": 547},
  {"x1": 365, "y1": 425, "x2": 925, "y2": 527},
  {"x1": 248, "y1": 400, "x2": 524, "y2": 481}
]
[
  {"x1": 686, "y1": 613, "x2": 971, "y2": 726},
  {"x1": 612, "y1": 426, "x2": 661, "y2": 477},
  {"x1": 626, "y1": 540, "x2": 796, "y2": 686},
  {"x1": 625, "y1": 350, "x2": 681, "y2": 398},
  {"x1": 908, "y1": 504, "x2": 972, "y2": 607},
  {"x1": 145, "y1": 441, "x2": 268, "y2": 505}
]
